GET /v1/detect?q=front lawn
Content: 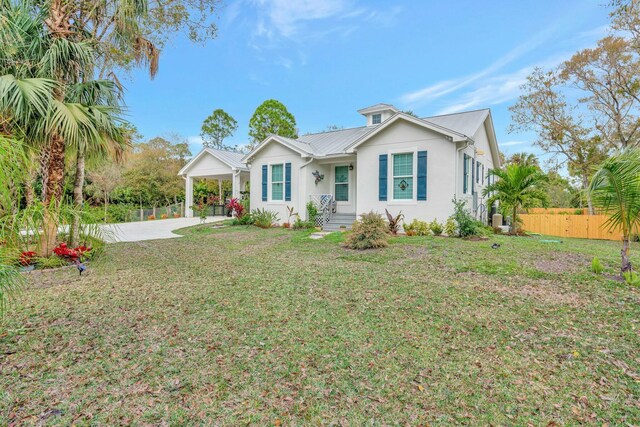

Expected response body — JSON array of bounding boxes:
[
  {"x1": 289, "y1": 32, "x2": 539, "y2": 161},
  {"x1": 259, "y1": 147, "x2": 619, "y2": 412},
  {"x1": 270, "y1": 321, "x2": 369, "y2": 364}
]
[{"x1": 1, "y1": 226, "x2": 639, "y2": 425}]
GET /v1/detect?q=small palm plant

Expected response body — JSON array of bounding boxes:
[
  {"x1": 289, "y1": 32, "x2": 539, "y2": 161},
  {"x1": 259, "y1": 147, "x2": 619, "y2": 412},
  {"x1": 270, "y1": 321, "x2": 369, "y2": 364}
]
[
  {"x1": 589, "y1": 149, "x2": 640, "y2": 276},
  {"x1": 483, "y1": 164, "x2": 548, "y2": 234}
]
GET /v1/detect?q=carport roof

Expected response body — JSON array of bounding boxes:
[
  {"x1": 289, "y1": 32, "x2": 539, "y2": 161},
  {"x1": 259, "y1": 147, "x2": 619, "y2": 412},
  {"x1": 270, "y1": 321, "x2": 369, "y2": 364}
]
[{"x1": 178, "y1": 147, "x2": 249, "y2": 176}]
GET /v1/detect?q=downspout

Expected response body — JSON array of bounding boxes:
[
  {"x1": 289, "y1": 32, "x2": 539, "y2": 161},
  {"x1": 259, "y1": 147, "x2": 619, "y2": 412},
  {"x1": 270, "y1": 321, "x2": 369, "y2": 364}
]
[{"x1": 299, "y1": 157, "x2": 314, "y2": 212}]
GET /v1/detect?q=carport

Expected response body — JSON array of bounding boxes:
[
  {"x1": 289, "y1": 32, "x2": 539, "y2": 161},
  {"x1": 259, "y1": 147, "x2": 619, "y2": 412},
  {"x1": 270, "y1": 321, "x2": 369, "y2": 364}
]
[{"x1": 178, "y1": 148, "x2": 250, "y2": 217}]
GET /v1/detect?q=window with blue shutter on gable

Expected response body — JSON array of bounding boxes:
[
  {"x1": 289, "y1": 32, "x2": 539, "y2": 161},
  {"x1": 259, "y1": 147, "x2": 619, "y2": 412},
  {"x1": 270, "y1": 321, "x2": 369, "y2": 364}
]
[
  {"x1": 271, "y1": 164, "x2": 284, "y2": 201},
  {"x1": 392, "y1": 153, "x2": 414, "y2": 200}
]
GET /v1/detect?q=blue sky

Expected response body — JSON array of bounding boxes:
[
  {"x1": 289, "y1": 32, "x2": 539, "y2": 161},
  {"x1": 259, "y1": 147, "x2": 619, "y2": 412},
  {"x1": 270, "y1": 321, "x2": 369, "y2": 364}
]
[{"x1": 124, "y1": 0, "x2": 610, "y2": 162}]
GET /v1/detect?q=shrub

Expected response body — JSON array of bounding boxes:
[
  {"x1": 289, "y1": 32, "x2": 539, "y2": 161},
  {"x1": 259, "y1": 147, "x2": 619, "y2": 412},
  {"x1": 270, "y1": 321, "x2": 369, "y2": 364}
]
[
  {"x1": 403, "y1": 219, "x2": 430, "y2": 236},
  {"x1": 429, "y1": 219, "x2": 443, "y2": 236},
  {"x1": 306, "y1": 201, "x2": 319, "y2": 223},
  {"x1": 160, "y1": 213, "x2": 168, "y2": 219},
  {"x1": 173, "y1": 213, "x2": 181, "y2": 218},
  {"x1": 450, "y1": 198, "x2": 485, "y2": 238},
  {"x1": 345, "y1": 211, "x2": 389, "y2": 250},
  {"x1": 0, "y1": 261, "x2": 24, "y2": 317},
  {"x1": 37, "y1": 256, "x2": 70, "y2": 269},
  {"x1": 292, "y1": 218, "x2": 315, "y2": 230},
  {"x1": 231, "y1": 213, "x2": 254, "y2": 226},
  {"x1": 444, "y1": 218, "x2": 457, "y2": 236},
  {"x1": 385, "y1": 209, "x2": 404, "y2": 234},
  {"x1": 252, "y1": 209, "x2": 279, "y2": 228},
  {"x1": 147, "y1": 214, "x2": 156, "y2": 220},
  {"x1": 591, "y1": 257, "x2": 604, "y2": 274},
  {"x1": 107, "y1": 203, "x2": 135, "y2": 222},
  {"x1": 575, "y1": 209, "x2": 584, "y2": 215},
  {"x1": 227, "y1": 198, "x2": 246, "y2": 218}
]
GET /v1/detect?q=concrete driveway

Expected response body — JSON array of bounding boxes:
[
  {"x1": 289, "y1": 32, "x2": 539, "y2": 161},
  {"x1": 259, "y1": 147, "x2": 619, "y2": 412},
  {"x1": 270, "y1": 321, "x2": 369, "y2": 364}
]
[{"x1": 100, "y1": 216, "x2": 226, "y2": 243}]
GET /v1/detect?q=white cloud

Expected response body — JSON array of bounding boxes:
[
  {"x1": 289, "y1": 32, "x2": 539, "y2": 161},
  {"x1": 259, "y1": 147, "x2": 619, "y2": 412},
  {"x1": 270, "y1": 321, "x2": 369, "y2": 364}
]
[
  {"x1": 251, "y1": 0, "x2": 353, "y2": 38},
  {"x1": 499, "y1": 140, "x2": 528, "y2": 147},
  {"x1": 401, "y1": 24, "x2": 607, "y2": 113},
  {"x1": 435, "y1": 51, "x2": 574, "y2": 115},
  {"x1": 400, "y1": 27, "x2": 555, "y2": 106}
]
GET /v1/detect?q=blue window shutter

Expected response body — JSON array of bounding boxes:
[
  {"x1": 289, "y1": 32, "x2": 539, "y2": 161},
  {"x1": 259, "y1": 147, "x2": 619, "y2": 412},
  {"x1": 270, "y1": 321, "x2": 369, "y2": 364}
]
[
  {"x1": 261, "y1": 165, "x2": 268, "y2": 201},
  {"x1": 463, "y1": 154, "x2": 468, "y2": 194},
  {"x1": 471, "y1": 158, "x2": 475, "y2": 194},
  {"x1": 379, "y1": 154, "x2": 388, "y2": 201},
  {"x1": 417, "y1": 150, "x2": 427, "y2": 201},
  {"x1": 284, "y1": 162, "x2": 291, "y2": 201}
]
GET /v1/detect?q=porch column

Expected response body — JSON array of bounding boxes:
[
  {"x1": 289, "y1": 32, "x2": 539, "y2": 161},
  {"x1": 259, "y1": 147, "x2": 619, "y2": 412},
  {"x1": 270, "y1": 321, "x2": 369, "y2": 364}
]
[
  {"x1": 185, "y1": 175, "x2": 194, "y2": 217},
  {"x1": 232, "y1": 171, "x2": 240, "y2": 199}
]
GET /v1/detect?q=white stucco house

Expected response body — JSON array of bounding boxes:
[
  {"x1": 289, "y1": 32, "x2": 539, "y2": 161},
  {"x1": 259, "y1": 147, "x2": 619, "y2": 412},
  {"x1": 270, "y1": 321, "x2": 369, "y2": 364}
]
[{"x1": 181, "y1": 103, "x2": 501, "y2": 230}]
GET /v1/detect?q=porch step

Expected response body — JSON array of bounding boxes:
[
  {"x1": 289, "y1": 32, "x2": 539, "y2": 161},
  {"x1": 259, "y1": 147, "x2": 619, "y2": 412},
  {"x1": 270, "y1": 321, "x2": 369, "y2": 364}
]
[{"x1": 323, "y1": 214, "x2": 357, "y2": 231}]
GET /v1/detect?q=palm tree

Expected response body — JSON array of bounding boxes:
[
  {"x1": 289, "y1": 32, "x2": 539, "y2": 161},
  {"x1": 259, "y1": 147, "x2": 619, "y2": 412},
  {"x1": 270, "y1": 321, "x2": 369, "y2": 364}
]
[
  {"x1": 65, "y1": 0, "x2": 160, "y2": 246},
  {"x1": 506, "y1": 152, "x2": 540, "y2": 168},
  {"x1": 483, "y1": 164, "x2": 548, "y2": 233},
  {"x1": 589, "y1": 149, "x2": 640, "y2": 275},
  {"x1": 0, "y1": 2, "x2": 126, "y2": 255}
]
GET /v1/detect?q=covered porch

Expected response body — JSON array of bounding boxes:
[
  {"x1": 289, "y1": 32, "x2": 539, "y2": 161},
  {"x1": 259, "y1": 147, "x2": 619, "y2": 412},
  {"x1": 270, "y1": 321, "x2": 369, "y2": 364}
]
[
  {"x1": 307, "y1": 156, "x2": 357, "y2": 230},
  {"x1": 178, "y1": 148, "x2": 250, "y2": 218}
]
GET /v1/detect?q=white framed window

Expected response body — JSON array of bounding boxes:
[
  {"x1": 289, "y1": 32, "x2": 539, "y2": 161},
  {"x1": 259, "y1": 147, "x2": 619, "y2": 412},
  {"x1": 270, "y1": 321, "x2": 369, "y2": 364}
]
[
  {"x1": 334, "y1": 165, "x2": 349, "y2": 202},
  {"x1": 392, "y1": 152, "x2": 414, "y2": 200},
  {"x1": 270, "y1": 163, "x2": 284, "y2": 201},
  {"x1": 372, "y1": 113, "x2": 382, "y2": 125}
]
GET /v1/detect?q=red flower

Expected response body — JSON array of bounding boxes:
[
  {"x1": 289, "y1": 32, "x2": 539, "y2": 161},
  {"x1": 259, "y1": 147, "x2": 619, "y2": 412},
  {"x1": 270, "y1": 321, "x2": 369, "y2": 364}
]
[
  {"x1": 19, "y1": 251, "x2": 37, "y2": 266},
  {"x1": 226, "y1": 198, "x2": 245, "y2": 218},
  {"x1": 52, "y1": 243, "x2": 91, "y2": 261}
]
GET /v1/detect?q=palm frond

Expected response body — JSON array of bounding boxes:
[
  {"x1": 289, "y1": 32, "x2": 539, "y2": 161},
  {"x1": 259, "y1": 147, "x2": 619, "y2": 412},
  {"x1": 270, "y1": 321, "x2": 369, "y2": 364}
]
[{"x1": 0, "y1": 74, "x2": 56, "y2": 122}]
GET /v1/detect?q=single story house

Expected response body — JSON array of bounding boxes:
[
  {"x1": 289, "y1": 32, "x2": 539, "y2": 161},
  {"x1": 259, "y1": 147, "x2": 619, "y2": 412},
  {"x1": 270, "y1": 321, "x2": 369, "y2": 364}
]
[
  {"x1": 182, "y1": 103, "x2": 501, "y2": 230},
  {"x1": 242, "y1": 103, "x2": 501, "y2": 230}
]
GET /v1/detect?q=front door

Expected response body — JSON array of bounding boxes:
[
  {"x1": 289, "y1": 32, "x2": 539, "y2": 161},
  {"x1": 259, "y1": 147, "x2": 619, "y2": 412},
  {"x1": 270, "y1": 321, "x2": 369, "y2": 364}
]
[{"x1": 333, "y1": 164, "x2": 354, "y2": 213}]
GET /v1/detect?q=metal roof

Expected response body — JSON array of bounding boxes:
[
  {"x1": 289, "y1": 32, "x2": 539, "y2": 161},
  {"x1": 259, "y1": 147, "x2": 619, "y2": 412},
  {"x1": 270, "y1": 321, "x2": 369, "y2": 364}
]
[
  {"x1": 296, "y1": 109, "x2": 490, "y2": 156},
  {"x1": 298, "y1": 126, "x2": 373, "y2": 155},
  {"x1": 242, "y1": 108, "x2": 495, "y2": 161},
  {"x1": 423, "y1": 109, "x2": 490, "y2": 139},
  {"x1": 204, "y1": 148, "x2": 248, "y2": 170}
]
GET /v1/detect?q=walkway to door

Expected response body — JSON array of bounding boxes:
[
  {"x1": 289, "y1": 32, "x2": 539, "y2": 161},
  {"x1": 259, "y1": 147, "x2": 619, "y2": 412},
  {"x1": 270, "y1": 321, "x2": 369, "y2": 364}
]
[{"x1": 100, "y1": 217, "x2": 225, "y2": 243}]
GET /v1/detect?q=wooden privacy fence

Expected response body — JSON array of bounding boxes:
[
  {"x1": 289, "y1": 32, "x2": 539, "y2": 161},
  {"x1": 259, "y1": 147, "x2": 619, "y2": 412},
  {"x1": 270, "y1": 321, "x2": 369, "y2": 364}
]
[
  {"x1": 519, "y1": 214, "x2": 621, "y2": 241},
  {"x1": 525, "y1": 207, "x2": 589, "y2": 215}
]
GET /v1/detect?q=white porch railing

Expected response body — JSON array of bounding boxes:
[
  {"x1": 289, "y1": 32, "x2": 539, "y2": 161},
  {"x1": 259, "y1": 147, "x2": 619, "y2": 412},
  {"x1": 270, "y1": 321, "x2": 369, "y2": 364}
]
[{"x1": 309, "y1": 194, "x2": 335, "y2": 228}]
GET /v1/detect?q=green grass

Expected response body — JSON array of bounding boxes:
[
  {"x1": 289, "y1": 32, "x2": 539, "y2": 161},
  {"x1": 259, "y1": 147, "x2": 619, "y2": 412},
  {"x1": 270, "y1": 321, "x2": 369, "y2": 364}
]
[{"x1": 1, "y1": 225, "x2": 639, "y2": 425}]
